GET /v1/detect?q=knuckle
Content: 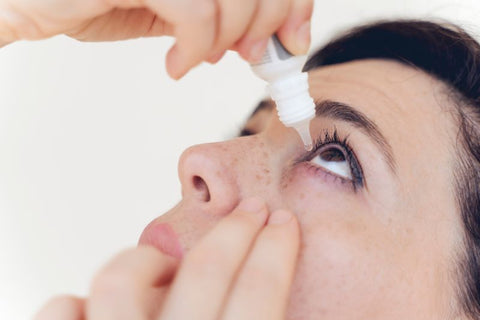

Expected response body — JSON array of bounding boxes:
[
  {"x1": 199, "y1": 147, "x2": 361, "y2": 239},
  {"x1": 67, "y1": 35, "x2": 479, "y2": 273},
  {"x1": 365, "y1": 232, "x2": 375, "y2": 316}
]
[
  {"x1": 262, "y1": 1, "x2": 289, "y2": 26},
  {"x1": 191, "y1": 0, "x2": 217, "y2": 22},
  {"x1": 215, "y1": 22, "x2": 242, "y2": 48},
  {"x1": 248, "y1": 18, "x2": 280, "y2": 39},
  {"x1": 267, "y1": 12, "x2": 285, "y2": 27}
]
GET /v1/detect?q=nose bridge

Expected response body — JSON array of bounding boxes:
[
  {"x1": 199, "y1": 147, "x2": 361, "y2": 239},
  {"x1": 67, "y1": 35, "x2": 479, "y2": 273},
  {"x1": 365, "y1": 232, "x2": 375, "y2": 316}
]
[{"x1": 177, "y1": 136, "x2": 274, "y2": 217}]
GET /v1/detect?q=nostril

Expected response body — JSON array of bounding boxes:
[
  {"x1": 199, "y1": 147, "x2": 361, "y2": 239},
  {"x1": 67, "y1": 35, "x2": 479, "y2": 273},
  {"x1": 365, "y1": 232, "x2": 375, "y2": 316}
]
[{"x1": 192, "y1": 175, "x2": 211, "y2": 202}]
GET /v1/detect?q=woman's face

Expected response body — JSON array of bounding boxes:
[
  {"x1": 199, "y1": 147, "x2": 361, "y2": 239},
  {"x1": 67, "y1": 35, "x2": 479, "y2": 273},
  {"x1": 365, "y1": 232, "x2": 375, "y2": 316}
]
[{"x1": 141, "y1": 59, "x2": 462, "y2": 319}]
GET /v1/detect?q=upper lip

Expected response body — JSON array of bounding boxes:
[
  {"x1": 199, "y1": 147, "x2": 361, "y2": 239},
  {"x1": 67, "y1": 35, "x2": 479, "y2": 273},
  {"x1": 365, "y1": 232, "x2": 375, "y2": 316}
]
[{"x1": 138, "y1": 221, "x2": 184, "y2": 259}]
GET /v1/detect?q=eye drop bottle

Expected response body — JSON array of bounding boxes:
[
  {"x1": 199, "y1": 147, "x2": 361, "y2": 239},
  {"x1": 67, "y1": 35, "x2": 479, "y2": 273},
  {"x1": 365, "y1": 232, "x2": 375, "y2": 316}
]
[{"x1": 250, "y1": 36, "x2": 315, "y2": 150}]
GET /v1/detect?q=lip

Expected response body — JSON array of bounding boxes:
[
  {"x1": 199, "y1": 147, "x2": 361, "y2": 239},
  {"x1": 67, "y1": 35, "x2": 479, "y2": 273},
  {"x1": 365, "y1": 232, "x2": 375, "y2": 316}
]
[{"x1": 138, "y1": 222, "x2": 184, "y2": 259}]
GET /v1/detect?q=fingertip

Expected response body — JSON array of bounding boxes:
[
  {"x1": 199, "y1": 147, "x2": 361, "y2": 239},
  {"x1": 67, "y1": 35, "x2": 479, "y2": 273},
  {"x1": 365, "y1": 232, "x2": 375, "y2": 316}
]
[
  {"x1": 277, "y1": 19, "x2": 311, "y2": 56},
  {"x1": 166, "y1": 44, "x2": 187, "y2": 80},
  {"x1": 295, "y1": 20, "x2": 311, "y2": 54},
  {"x1": 267, "y1": 209, "x2": 300, "y2": 242},
  {"x1": 206, "y1": 50, "x2": 226, "y2": 64}
]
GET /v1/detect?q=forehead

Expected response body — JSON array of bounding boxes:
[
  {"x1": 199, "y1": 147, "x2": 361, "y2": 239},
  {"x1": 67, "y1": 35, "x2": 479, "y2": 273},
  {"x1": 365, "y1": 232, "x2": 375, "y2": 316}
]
[
  {"x1": 307, "y1": 59, "x2": 457, "y2": 207},
  {"x1": 309, "y1": 59, "x2": 448, "y2": 127}
]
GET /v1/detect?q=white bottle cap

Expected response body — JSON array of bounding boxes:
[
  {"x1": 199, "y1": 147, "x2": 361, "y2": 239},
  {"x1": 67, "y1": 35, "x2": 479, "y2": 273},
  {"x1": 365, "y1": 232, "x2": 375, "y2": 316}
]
[
  {"x1": 267, "y1": 72, "x2": 315, "y2": 126},
  {"x1": 250, "y1": 36, "x2": 316, "y2": 150}
]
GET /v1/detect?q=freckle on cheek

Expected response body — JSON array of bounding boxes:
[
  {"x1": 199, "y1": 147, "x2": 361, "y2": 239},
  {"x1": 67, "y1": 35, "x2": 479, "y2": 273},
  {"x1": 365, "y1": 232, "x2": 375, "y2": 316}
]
[
  {"x1": 280, "y1": 172, "x2": 295, "y2": 190},
  {"x1": 288, "y1": 174, "x2": 294, "y2": 184}
]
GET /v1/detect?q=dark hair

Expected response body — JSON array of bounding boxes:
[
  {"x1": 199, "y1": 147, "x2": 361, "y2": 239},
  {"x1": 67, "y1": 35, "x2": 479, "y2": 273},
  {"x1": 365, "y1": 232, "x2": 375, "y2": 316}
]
[{"x1": 303, "y1": 20, "x2": 480, "y2": 319}]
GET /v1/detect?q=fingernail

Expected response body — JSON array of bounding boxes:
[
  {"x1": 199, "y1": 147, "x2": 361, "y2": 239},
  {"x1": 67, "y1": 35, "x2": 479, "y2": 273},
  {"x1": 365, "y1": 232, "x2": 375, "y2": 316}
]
[
  {"x1": 268, "y1": 209, "x2": 292, "y2": 225},
  {"x1": 295, "y1": 20, "x2": 311, "y2": 54},
  {"x1": 238, "y1": 197, "x2": 266, "y2": 214},
  {"x1": 248, "y1": 38, "x2": 268, "y2": 62}
]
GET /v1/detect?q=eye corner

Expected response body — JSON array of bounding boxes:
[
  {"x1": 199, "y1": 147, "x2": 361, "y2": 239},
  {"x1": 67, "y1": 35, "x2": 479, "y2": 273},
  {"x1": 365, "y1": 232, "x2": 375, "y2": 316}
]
[{"x1": 239, "y1": 128, "x2": 255, "y2": 137}]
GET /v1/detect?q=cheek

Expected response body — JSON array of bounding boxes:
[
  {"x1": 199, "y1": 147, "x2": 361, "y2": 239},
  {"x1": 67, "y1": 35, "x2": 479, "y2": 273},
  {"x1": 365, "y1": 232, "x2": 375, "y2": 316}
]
[
  {"x1": 281, "y1": 167, "x2": 416, "y2": 318},
  {"x1": 287, "y1": 224, "x2": 412, "y2": 319},
  {"x1": 281, "y1": 164, "x2": 362, "y2": 218}
]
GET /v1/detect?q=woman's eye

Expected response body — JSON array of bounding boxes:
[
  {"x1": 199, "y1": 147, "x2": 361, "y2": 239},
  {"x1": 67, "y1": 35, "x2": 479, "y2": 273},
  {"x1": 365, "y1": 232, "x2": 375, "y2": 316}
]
[{"x1": 310, "y1": 146, "x2": 352, "y2": 180}]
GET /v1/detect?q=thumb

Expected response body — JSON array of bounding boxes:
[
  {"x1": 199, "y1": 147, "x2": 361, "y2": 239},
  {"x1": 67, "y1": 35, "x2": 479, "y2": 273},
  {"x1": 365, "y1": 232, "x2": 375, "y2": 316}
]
[{"x1": 276, "y1": 0, "x2": 313, "y2": 56}]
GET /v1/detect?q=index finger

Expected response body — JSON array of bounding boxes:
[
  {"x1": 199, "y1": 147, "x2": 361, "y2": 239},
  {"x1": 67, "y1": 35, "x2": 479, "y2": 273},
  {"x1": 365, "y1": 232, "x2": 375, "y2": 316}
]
[
  {"x1": 144, "y1": 0, "x2": 218, "y2": 79},
  {"x1": 219, "y1": 209, "x2": 301, "y2": 320},
  {"x1": 158, "y1": 197, "x2": 269, "y2": 320},
  {"x1": 276, "y1": 0, "x2": 313, "y2": 55}
]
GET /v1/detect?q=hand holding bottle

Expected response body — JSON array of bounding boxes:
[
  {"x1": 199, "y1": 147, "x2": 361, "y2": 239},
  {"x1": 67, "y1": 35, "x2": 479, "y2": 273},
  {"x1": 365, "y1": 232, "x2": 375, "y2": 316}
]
[{"x1": 0, "y1": 0, "x2": 313, "y2": 78}]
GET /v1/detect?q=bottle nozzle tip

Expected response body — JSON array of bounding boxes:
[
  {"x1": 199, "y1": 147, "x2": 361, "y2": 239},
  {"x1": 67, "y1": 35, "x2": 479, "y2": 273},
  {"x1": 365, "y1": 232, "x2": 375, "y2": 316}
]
[{"x1": 292, "y1": 120, "x2": 313, "y2": 151}]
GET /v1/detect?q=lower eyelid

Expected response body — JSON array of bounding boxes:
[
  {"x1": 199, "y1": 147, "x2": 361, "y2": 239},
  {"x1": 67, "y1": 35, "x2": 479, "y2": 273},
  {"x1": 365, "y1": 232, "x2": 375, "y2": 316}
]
[
  {"x1": 311, "y1": 155, "x2": 351, "y2": 179},
  {"x1": 299, "y1": 162, "x2": 356, "y2": 190}
]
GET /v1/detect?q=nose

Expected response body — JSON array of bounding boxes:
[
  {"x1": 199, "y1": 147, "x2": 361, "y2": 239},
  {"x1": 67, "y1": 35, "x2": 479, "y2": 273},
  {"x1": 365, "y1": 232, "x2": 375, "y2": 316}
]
[{"x1": 177, "y1": 142, "x2": 241, "y2": 217}]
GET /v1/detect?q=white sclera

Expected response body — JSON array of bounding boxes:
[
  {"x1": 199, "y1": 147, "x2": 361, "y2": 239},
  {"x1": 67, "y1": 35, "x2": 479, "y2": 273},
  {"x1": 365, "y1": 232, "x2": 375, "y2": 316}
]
[{"x1": 311, "y1": 154, "x2": 352, "y2": 179}]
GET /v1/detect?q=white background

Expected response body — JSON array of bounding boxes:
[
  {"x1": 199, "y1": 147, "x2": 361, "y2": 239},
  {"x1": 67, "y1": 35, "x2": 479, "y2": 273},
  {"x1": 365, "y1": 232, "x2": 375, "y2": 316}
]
[{"x1": 1, "y1": 1, "x2": 480, "y2": 319}]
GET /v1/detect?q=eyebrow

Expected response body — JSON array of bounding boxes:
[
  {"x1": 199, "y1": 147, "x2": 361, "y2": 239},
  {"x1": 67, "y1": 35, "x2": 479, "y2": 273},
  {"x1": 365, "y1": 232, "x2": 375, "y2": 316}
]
[{"x1": 315, "y1": 100, "x2": 397, "y2": 173}]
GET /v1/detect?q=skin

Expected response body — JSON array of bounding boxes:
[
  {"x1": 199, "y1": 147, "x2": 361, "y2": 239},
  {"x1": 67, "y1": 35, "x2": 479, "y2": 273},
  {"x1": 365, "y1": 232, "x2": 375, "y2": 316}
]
[
  {"x1": 155, "y1": 59, "x2": 463, "y2": 319},
  {"x1": 0, "y1": 0, "x2": 312, "y2": 78},
  {"x1": 36, "y1": 59, "x2": 464, "y2": 319}
]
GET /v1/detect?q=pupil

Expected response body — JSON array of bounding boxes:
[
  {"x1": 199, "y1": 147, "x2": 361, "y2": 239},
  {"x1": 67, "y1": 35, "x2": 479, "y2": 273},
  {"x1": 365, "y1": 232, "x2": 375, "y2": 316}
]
[{"x1": 321, "y1": 148, "x2": 345, "y2": 162}]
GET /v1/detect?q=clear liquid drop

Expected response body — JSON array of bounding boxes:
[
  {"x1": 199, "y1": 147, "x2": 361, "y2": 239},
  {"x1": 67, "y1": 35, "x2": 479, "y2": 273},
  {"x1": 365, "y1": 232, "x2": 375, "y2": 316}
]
[
  {"x1": 303, "y1": 141, "x2": 313, "y2": 151},
  {"x1": 292, "y1": 120, "x2": 313, "y2": 151}
]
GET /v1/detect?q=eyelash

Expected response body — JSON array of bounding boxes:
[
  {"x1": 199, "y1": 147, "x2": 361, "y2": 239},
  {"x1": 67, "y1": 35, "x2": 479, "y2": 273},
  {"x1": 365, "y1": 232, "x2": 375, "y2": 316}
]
[{"x1": 298, "y1": 129, "x2": 365, "y2": 190}]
